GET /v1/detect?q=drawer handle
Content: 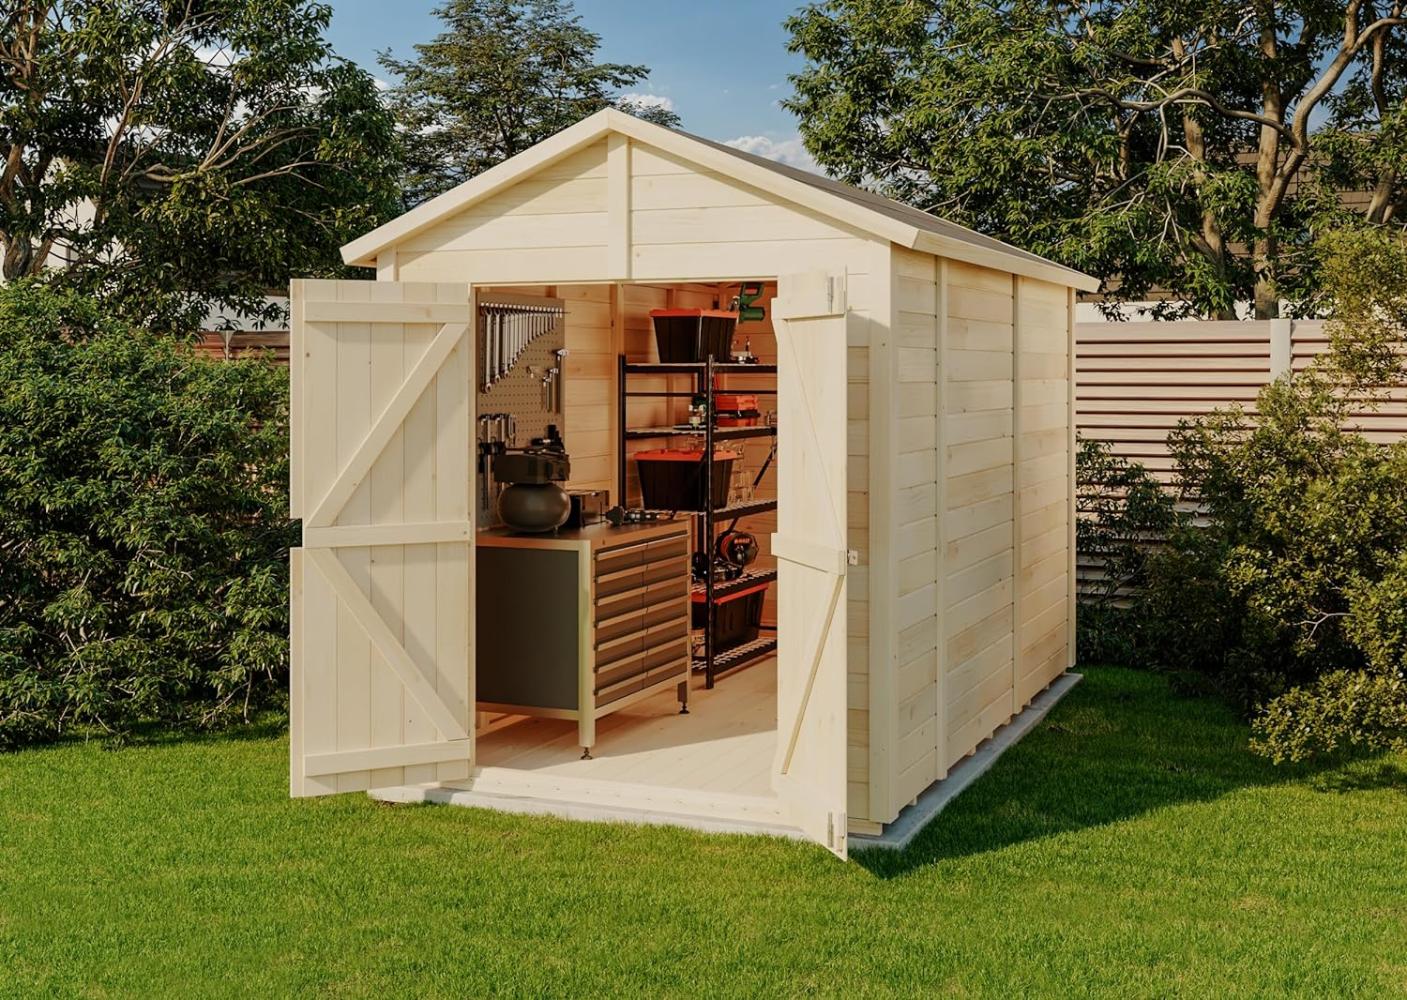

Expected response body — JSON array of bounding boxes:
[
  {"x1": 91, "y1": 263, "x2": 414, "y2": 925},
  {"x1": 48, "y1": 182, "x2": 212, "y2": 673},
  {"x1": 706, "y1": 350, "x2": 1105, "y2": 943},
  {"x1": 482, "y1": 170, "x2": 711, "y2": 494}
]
[{"x1": 595, "y1": 565, "x2": 646, "y2": 585}]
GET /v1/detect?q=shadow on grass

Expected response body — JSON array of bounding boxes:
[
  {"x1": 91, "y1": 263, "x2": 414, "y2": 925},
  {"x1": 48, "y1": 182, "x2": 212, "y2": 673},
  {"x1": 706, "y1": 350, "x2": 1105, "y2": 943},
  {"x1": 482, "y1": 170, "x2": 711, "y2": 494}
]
[
  {"x1": 4, "y1": 712, "x2": 288, "y2": 756},
  {"x1": 856, "y1": 666, "x2": 1358, "y2": 879}
]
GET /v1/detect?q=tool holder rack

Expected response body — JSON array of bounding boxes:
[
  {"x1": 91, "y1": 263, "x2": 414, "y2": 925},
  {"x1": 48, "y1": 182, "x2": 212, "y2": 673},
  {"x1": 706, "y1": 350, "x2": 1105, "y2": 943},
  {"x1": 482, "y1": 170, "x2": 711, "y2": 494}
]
[{"x1": 478, "y1": 293, "x2": 566, "y2": 398}]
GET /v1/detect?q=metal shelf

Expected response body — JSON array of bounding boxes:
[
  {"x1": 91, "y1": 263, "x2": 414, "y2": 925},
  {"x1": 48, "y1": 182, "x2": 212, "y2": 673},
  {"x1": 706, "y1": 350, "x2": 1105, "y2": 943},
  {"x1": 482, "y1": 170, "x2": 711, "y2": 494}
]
[
  {"x1": 624, "y1": 362, "x2": 778, "y2": 375},
  {"x1": 619, "y1": 352, "x2": 778, "y2": 688},
  {"x1": 710, "y1": 497, "x2": 778, "y2": 520},
  {"x1": 691, "y1": 568, "x2": 778, "y2": 602},
  {"x1": 637, "y1": 498, "x2": 777, "y2": 521},
  {"x1": 623, "y1": 424, "x2": 776, "y2": 441},
  {"x1": 692, "y1": 636, "x2": 778, "y2": 677}
]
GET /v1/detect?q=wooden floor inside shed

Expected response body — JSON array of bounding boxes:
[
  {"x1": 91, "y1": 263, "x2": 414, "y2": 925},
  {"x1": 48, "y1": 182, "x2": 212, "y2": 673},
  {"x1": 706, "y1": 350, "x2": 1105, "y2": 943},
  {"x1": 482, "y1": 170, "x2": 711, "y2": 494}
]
[{"x1": 475, "y1": 657, "x2": 778, "y2": 798}]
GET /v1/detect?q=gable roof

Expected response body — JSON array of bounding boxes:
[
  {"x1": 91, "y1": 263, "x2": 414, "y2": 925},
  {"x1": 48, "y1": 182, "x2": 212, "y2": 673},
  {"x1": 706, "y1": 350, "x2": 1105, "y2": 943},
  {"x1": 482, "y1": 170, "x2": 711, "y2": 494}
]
[{"x1": 342, "y1": 109, "x2": 1100, "y2": 292}]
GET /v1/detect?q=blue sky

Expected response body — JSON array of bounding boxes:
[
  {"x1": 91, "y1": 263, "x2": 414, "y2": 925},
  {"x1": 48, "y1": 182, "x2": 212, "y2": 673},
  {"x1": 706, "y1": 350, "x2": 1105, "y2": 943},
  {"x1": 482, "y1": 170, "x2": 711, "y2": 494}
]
[{"x1": 326, "y1": 1, "x2": 816, "y2": 168}]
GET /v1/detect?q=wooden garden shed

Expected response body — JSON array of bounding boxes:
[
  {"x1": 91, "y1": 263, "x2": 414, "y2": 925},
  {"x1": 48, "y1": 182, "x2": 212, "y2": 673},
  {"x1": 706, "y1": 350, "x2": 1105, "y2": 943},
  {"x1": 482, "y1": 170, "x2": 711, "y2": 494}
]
[{"x1": 288, "y1": 109, "x2": 1098, "y2": 857}]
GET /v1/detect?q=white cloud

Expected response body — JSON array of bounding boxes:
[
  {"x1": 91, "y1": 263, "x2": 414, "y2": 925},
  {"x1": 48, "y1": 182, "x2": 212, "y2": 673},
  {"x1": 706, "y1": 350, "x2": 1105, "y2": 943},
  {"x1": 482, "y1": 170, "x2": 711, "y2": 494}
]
[
  {"x1": 619, "y1": 93, "x2": 675, "y2": 113},
  {"x1": 723, "y1": 134, "x2": 821, "y2": 175}
]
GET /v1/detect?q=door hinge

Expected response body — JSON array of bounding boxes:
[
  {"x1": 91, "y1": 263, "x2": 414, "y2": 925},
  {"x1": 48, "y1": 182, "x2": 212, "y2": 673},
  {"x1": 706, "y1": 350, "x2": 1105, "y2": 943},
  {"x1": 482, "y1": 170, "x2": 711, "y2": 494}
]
[{"x1": 846, "y1": 549, "x2": 859, "y2": 566}]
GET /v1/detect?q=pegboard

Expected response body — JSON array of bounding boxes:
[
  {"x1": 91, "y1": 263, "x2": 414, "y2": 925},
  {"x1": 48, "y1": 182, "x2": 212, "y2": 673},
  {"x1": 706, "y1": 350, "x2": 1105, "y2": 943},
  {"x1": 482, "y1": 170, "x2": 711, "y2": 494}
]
[{"x1": 476, "y1": 295, "x2": 566, "y2": 448}]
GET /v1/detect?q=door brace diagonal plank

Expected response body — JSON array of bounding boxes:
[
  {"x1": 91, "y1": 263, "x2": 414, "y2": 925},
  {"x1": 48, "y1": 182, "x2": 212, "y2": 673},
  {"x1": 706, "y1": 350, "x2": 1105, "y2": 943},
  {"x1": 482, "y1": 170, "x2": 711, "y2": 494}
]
[
  {"x1": 308, "y1": 548, "x2": 469, "y2": 741},
  {"x1": 780, "y1": 568, "x2": 845, "y2": 774},
  {"x1": 307, "y1": 321, "x2": 467, "y2": 528}
]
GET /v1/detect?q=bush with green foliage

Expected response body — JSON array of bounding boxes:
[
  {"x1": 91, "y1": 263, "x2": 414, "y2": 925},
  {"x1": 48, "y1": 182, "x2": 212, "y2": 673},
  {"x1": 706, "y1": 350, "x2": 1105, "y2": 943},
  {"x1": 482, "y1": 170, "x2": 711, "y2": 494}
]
[
  {"x1": 0, "y1": 283, "x2": 292, "y2": 748},
  {"x1": 1077, "y1": 227, "x2": 1407, "y2": 762},
  {"x1": 1073, "y1": 437, "x2": 1184, "y2": 664}
]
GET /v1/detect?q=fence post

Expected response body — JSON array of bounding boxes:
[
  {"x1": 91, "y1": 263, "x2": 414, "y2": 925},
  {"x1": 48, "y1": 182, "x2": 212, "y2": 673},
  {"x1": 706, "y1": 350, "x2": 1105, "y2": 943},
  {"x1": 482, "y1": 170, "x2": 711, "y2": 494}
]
[{"x1": 1270, "y1": 318, "x2": 1293, "y2": 379}]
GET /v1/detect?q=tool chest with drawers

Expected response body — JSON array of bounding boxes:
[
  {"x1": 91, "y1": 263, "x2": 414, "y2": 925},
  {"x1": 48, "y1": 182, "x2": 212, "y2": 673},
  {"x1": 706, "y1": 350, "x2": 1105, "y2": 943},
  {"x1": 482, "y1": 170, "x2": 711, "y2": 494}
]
[{"x1": 475, "y1": 520, "x2": 691, "y2": 757}]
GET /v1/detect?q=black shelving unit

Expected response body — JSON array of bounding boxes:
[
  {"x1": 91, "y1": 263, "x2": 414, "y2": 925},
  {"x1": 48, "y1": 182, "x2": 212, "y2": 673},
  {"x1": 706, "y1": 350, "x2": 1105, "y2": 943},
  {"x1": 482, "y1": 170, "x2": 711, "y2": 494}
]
[{"x1": 617, "y1": 356, "x2": 779, "y2": 687}]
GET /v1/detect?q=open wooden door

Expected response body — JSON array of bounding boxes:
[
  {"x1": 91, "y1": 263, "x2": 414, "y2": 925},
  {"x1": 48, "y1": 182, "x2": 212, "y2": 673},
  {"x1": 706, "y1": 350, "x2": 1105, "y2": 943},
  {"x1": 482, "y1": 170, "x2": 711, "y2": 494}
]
[
  {"x1": 289, "y1": 279, "x2": 475, "y2": 796},
  {"x1": 771, "y1": 271, "x2": 850, "y2": 858}
]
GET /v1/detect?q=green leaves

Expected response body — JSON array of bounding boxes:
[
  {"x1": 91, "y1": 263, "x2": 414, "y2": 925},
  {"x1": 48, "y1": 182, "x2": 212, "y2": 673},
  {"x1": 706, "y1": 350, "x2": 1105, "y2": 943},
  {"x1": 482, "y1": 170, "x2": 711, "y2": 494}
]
[
  {"x1": 0, "y1": 0, "x2": 400, "y2": 334},
  {"x1": 379, "y1": 0, "x2": 679, "y2": 207},
  {"x1": 785, "y1": 0, "x2": 1407, "y2": 318},
  {"x1": 0, "y1": 282, "x2": 293, "y2": 748}
]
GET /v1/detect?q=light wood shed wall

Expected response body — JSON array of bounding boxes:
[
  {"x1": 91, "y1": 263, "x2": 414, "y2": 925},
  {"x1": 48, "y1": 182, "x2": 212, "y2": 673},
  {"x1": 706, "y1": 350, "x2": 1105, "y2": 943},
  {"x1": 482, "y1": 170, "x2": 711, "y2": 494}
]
[
  {"x1": 941, "y1": 265, "x2": 1074, "y2": 772},
  {"x1": 862, "y1": 250, "x2": 1074, "y2": 825},
  {"x1": 1014, "y1": 278, "x2": 1075, "y2": 706},
  {"x1": 941, "y1": 261, "x2": 1019, "y2": 771},
  {"x1": 363, "y1": 128, "x2": 1083, "y2": 831},
  {"x1": 391, "y1": 137, "x2": 879, "y2": 285}
]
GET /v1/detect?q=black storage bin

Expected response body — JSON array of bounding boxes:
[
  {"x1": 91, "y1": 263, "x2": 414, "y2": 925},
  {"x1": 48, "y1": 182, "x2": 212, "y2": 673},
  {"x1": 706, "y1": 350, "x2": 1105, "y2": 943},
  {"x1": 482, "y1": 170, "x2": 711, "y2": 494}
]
[
  {"x1": 635, "y1": 449, "x2": 737, "y2": 512},
  {"x1": 649, "y1": 309, "x2": 739, "y2": 362},
  {"x1": 691, "y1": 581, "x2": 768, "y2": 651}
]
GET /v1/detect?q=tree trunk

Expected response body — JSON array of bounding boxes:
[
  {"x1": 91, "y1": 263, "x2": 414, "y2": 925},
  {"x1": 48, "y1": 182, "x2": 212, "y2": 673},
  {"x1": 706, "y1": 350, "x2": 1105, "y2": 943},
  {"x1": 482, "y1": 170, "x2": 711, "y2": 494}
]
[
  {"x1": 1176, "y1": 101, "x2": 1236, "y2": 320},
  {"x1": 1252, "y1": 231, "x2": 1278, "y2": 320},
  {"x1": 1252, "y1": 21, "x2": 1283, "y2": 321},
  {"x1": 2, "y1": 237, "x2": 34, "y2": 282}
]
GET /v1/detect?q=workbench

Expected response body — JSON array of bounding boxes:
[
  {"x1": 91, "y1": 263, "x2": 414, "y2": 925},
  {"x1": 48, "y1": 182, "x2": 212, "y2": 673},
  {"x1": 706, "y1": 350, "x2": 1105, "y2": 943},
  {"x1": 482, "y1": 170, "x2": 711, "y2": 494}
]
[{"x1": 475, "y1": 519, "x2": 692, "y2": 757}]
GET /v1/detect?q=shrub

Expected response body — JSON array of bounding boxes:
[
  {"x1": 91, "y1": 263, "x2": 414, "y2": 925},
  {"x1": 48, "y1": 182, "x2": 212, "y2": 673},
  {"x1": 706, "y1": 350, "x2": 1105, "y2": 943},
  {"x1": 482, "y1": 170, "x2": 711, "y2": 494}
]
[
  {"x1": 1084, "y1": 226, "x2": 1407, "y2": 761},
  {"x1": 1073, "y1": 438, "x2": 1184, "y2": 664},
  {"x1": 0, "y1": 283, "x2": 293, "y2": 747}
]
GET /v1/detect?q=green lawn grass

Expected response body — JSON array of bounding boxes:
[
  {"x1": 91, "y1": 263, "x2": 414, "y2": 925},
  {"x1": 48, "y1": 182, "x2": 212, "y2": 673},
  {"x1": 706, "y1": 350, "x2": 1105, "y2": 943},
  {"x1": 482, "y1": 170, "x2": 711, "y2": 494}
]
[{"x1": 2, "y1": 666, "x2": 1404, "y2": 998}]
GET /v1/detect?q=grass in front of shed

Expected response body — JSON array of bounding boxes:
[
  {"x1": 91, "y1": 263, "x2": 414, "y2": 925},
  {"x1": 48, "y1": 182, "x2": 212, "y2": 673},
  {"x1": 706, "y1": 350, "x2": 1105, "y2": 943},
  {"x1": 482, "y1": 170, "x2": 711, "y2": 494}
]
[{"x1": 2, "y1": 666, "x2": 1405, "y2": 999}]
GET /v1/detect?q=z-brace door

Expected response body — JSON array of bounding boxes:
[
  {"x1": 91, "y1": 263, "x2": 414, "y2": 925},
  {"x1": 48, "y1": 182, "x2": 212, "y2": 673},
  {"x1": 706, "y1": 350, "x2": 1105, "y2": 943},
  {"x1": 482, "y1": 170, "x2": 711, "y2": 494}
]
[
  {"x1": 289, "y1": 280, "x2": 475, "y2": 796},
  {"x1": 771, "y1": 271, "x2": 850, "y2": 858}
]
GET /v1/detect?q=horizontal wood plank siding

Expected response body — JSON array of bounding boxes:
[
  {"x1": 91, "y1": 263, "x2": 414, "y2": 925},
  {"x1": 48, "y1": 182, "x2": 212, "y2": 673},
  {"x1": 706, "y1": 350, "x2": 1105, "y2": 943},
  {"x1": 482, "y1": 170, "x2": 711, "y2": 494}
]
[
  {"x1": 888, "y1": 245, "x2": 941, "y2": 810},
  {"x1": 1015, "y1": 278, "x2": 1073, "y2": 708},
  {"x1": 942, "y1": 261, "x2": 1017, "y2": 772}
]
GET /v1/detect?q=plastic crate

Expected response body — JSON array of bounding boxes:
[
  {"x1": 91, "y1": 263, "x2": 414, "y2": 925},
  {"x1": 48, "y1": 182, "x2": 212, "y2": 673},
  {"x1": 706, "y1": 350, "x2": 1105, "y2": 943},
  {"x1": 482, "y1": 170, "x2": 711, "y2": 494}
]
[
  {"x1": 635, "y1": 449, "x2": 737, "y2": 511},
  {"x1": 691, "y1": 581, "x2": 768, "y2": 651},
  {"x1": 649, "y1": 309, "x2": 739, "y2": 363}
]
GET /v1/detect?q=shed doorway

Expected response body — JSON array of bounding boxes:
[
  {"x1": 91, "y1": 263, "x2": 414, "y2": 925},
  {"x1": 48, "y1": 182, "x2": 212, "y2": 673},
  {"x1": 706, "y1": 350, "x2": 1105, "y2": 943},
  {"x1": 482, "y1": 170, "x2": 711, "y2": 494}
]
[
  {"x1": 469, "y1": 277, "x2": 793, "y2": 827},
  {"x1": 287, "y1": 269, "x2": 851, "y2": 854}
]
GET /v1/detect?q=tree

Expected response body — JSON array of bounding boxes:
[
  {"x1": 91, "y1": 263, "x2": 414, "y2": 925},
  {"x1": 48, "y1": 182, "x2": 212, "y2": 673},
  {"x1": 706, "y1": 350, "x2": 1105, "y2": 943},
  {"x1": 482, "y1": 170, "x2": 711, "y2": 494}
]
[
  {"x1": 785, "y1": 0, "x2": 1407, "y2": 319},
  {"x1": 380, "y1": 0, "x2": 680, "y2": 206},
  {"x1": 0, "y1": 0, "x2": 400, "y2": 332}
]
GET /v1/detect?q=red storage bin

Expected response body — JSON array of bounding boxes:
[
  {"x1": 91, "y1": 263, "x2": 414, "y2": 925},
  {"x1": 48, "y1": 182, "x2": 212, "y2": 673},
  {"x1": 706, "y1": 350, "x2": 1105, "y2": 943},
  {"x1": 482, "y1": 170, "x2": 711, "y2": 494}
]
[
  {"x1": 649, "y1": 309, "x2": 739, "y2": 362},
  {"x1": 714, "y1": 392, "x2": 757, "y2": 411},
  {"x1": 635, "y1": 449, "x2": 738, "y2": 511},
  {"x1": 713, "y1": 390, "x2": 761, "y2": 426},
  {"x1": 691, "y1": 581, "x2": 768, "y2": 651}
]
